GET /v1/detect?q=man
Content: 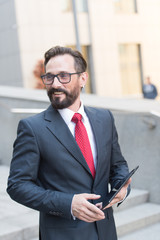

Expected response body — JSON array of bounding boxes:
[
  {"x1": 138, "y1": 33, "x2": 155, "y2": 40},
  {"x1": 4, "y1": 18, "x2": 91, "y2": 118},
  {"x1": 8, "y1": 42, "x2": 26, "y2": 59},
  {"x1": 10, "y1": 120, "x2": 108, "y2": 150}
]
[
  {"x1": 142, "y1": 76, "x2": 158, "y2": 99},
  {"x1": 7, "y1": 46, "x2": 131, "y2": 240}
]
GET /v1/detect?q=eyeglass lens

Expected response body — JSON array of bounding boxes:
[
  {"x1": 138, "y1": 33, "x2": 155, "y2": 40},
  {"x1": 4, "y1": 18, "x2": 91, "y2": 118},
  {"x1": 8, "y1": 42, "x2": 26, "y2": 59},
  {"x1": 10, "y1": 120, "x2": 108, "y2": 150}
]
[{"x1": 43, "y1": 73, "x2": 70, "y2": 84}]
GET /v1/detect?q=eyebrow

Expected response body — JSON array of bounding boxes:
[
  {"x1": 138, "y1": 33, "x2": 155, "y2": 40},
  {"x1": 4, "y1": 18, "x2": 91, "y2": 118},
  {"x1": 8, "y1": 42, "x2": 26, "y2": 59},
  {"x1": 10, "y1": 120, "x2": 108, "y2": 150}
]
[{"x1": 46, "y1": 71, "x2": 69, "y2": 75}]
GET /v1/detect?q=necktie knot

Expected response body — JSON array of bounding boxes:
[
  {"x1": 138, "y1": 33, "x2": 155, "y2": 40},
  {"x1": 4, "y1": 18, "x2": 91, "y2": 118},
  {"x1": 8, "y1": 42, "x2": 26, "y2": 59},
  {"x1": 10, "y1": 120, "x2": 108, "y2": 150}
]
[{"x1": 72, "y1": 113, "x2": 82, "y2": 124}]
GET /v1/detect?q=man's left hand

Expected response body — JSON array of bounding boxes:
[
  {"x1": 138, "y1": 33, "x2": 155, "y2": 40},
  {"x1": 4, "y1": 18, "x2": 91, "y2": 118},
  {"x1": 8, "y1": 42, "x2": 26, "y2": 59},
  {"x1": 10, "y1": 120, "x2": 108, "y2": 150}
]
[{"x1": 103, "y1": 177, "x2": 131, "y2": 209}]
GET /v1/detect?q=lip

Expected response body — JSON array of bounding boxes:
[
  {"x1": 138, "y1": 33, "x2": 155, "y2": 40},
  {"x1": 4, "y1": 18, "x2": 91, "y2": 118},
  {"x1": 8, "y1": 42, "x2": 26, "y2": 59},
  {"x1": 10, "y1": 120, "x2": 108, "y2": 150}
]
[{"x1": 53, "y1": 92, "x2": 64, "y2": 95}]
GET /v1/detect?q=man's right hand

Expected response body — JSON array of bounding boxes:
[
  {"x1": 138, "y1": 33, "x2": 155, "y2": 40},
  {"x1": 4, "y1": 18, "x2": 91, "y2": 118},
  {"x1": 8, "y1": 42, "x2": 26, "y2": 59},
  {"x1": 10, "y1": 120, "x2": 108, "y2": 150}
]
[{"x1": 71, "y1": 193, "x2": 105, "y2": 222}]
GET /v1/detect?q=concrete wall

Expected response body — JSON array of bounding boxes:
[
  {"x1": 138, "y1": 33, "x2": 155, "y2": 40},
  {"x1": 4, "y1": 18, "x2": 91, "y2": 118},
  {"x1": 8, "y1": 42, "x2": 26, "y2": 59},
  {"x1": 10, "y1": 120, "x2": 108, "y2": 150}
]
[
  {"x1": 113, "y1": 111, "x2": 160, "y2": 205},
  {"x1": 1, "y1": 86, "x2": 160, "y2": 204}
]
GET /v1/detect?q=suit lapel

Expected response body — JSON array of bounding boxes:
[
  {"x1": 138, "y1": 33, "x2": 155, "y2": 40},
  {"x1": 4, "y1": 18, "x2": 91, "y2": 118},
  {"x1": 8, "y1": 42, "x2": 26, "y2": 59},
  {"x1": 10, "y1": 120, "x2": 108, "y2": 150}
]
[
  {"x1": 44, "y1": 105, "x2": 92, "y2": 176},
  {"x1": 84, "y1": 107, "x2": 103, "y2": 181}
]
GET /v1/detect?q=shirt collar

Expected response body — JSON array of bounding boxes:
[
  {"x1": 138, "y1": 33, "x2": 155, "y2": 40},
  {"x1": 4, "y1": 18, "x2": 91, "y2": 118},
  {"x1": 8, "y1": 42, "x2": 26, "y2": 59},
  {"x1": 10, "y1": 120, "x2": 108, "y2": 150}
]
[{"x1": 58, "y1": 101, "x2": 86, "y2": 126}]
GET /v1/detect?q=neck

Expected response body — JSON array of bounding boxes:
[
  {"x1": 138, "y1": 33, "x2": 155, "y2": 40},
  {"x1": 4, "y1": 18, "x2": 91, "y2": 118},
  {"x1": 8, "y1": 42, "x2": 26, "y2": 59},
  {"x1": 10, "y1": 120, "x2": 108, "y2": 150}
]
[{"x1": 68, "y1": 97, "x2": 81, "y2": 112}]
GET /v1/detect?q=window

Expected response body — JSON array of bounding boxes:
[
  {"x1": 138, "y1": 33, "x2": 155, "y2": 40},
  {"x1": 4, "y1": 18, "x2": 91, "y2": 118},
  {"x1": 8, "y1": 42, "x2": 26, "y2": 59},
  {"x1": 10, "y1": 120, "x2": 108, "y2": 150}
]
[
  {"x1": 61, "y1": 0, "x2": 87, "y2": 12},
  {"x1": 113, "y1": 0, "x2": 137, "y2": 14},
  {"x1": 118, "y1": 44, "x2": 142, "y2": 95}
]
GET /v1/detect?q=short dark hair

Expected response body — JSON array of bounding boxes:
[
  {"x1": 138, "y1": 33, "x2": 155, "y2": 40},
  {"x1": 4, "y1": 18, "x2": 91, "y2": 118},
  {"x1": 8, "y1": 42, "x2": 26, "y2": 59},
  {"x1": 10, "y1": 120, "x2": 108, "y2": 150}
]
[{"x1": 44, "y1": 46, "x2": 87, "y2": 72}]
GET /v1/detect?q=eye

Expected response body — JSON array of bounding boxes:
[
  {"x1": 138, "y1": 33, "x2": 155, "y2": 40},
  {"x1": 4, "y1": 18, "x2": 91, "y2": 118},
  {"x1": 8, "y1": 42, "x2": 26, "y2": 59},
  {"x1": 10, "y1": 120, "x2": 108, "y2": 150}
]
[
  {"x1": 59, "y1": 72, "x2": 69, "y2": 79},
  {"x1": 46, "y1": 74, "x2": 54, "y2": 80}
]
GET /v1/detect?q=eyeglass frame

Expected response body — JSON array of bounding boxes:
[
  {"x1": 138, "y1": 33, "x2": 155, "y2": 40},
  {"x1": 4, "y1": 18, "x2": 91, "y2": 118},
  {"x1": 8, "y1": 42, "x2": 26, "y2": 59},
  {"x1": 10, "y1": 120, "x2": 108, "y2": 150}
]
[{"x1": 41, "y1": 72, "x2": 84, "y2": 85}]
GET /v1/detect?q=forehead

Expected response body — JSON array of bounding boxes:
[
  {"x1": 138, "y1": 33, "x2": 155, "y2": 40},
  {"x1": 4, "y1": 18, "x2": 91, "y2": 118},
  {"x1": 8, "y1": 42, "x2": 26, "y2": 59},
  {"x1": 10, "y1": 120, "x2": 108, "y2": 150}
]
[{"x1": 46, "y1": 54, "x2": 75, "y2": 73}]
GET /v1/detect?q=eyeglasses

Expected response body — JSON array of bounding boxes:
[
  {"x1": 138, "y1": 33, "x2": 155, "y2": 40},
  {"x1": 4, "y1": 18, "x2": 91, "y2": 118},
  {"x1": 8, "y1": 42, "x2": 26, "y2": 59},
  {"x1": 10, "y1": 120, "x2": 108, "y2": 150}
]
[{"x1": 41, "y1": 72, "x2": 83, "y2": 85}]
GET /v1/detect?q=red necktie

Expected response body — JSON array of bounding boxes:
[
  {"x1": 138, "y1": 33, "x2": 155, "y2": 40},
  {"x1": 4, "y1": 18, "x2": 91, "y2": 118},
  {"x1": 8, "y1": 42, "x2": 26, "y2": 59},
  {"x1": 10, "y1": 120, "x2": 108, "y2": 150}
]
[{"x1": 72, "y1": 113, "x2": 96, "y2": 178}]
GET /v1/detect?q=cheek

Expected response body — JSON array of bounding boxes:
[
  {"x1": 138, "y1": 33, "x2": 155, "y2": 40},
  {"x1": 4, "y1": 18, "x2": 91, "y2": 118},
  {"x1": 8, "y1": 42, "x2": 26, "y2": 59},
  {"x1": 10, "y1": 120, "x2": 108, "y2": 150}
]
[
  {"x1": 46, "y1": 85, "x2": 51, "y2": 91},
  {"x1": 70, "y1": 80, "x2": 81, "y2": 91},
  {"x1": 64, "y1": 83, "x2": 74, "y2": 93}
]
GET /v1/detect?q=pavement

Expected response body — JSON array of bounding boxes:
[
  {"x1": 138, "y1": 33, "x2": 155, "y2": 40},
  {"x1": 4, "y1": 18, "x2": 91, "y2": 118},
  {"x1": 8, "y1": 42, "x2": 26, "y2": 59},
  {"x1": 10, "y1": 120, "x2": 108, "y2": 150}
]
[{"x1": 0, "y1": 165, "x2": 39, "y2": 240}]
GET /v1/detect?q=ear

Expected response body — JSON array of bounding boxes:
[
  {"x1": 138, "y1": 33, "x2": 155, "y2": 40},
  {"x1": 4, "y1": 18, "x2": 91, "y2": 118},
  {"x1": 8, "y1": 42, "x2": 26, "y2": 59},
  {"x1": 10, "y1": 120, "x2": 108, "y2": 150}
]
[{"x1": 80, "y1": 72, "x2": 88, "y2": 88}]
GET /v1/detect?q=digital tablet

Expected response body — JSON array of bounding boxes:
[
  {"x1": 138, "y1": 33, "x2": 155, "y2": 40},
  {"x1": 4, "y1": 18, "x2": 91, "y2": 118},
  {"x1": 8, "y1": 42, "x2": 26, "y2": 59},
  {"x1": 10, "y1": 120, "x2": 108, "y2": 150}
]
[{"x1": 102, "y1": 165, "x2": 139, "y2": 209}]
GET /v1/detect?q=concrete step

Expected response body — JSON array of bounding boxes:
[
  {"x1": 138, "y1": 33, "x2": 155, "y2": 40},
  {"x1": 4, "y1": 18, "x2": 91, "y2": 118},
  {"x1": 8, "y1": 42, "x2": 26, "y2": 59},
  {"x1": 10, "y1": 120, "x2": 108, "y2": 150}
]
[
  {"x1": 0, "y1": 165, "x2": 39, "y2": 240},
  {"x1": 30, "y1": 220, "x2": 160, "y2": 240},
  {"x1": 113, "y1": 188, "x2": 149, "y2": 212},
  {"x1": 115, "y1": 202, "x2": 160, "y2": 237},
  {"x1": 118, "y1": 222, "x2": 160, "y2": 240},
  {"x1": 0, "y1": 210, "x2": 39, "y2": 240}
]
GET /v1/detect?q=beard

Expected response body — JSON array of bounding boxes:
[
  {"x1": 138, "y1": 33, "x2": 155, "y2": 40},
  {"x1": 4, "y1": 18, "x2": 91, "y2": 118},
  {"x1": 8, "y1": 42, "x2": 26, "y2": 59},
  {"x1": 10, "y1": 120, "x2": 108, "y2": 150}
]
[{"x1": 47, "y1": 85, "x2": 80, "y2": 109}]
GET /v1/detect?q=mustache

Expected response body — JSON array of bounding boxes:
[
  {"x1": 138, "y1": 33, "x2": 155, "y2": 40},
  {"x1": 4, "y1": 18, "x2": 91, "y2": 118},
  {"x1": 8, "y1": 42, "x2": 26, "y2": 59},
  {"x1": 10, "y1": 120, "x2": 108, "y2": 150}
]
[{"x1": 48, "y1": 88, "x2": 69, "y2": 96}]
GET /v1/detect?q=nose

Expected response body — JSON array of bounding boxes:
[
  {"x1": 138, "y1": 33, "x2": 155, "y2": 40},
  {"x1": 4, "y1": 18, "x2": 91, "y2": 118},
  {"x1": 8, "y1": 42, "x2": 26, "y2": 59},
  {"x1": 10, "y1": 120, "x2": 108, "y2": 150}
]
[{"x1": 51, "y1": 76, "x2": 62, "y2": 88}]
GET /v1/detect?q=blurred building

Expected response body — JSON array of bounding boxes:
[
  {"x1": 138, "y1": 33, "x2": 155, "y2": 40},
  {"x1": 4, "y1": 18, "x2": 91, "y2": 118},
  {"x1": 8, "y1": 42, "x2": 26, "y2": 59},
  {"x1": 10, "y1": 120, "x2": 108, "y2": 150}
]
[{"x1": 0, "y1": 0, "x2": 160, "y2": 97}]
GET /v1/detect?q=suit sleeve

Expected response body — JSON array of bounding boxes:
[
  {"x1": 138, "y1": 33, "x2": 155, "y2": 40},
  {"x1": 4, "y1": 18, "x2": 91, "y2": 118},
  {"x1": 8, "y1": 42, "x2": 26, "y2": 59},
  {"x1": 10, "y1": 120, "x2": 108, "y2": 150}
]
[{"x1": 7, "y1": 119, "x2": 74, "y2": 219}]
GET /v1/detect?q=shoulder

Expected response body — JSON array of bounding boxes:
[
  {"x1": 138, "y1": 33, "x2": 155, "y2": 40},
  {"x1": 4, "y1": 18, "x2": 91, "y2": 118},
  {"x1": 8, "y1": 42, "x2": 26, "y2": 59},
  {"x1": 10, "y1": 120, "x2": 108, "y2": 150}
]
[
  {"x1": 17, "y1": 108, "x2": 49, "y2": 132},
  {"x1": 84, "y1": 106, "x2": 114, "y2": 121},
  {"x1": 20, "y1": 110, "x2": 45, "y2": 124},
  {"x1": 19, "y1": 105, "x2": 52, "y2": 124}
]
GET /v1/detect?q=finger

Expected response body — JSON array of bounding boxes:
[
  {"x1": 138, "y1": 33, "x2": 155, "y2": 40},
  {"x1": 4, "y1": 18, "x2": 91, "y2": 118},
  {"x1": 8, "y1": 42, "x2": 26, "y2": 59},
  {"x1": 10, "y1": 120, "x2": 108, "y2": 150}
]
[
  {"x1": 83, "y1": 210, "x2": 104, "y2": 222},
  {"x1": 124, "y1": 178, "x2": 132, "y2": 188},
  {"x1": 78, "y1": 205, "x2": 105, "y2": 222},
  {"x1": 114, "y1": 189, "x2": 127, "y2": 202},
  {"x1": 103, "y1": 203, "x2": 111, "y2": 209},
  {"x1": 104, "y1": 191, "x2": 125, "y2": 209},
  {"x1": 83, "y1": 193, "x2": 101, "y2": 200},
  {"x1": 95, "y1": 202, "x2": 103, "y2": 209},
  {"x1": 84, "y1": 201, "x2": 105, "y2": 218}
]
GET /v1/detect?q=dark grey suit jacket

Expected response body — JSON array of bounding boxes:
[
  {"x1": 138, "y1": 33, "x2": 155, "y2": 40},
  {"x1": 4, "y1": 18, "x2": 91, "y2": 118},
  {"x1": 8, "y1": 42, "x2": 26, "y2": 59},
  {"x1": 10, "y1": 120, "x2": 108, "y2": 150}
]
[{"x1": 7, "y1": 105, "x2": 129, "y2": 240}]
